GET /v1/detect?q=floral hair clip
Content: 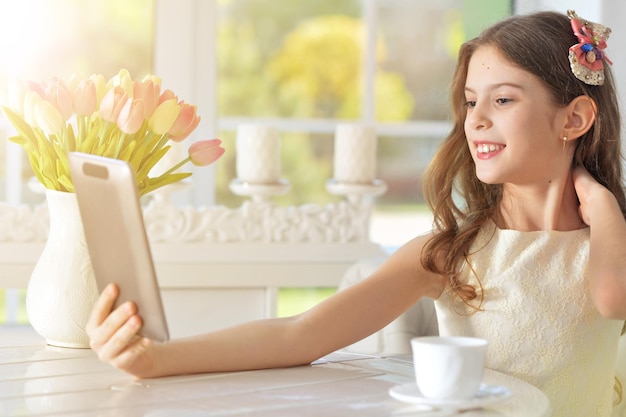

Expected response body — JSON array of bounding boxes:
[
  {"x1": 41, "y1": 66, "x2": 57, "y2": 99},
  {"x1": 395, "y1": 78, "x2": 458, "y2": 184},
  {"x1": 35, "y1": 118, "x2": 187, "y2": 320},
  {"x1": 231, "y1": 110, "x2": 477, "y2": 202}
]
[{"x1": 567, "y1": 10, "x2": 612, "y2": 86}]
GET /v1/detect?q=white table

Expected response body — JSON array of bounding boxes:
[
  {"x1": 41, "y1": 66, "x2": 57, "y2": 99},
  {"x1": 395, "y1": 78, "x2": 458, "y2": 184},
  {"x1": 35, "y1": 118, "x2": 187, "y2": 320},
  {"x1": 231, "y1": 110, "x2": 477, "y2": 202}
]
[{"x1": 0, "y1": 326, "x2": 551, "y2": 417}]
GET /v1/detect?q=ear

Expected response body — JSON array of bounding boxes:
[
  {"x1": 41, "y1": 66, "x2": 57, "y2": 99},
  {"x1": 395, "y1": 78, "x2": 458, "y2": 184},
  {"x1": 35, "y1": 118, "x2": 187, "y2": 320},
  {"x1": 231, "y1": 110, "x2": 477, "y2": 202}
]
[{"x1": 562, "y1": 95, "x2": 597, "y2": 140}]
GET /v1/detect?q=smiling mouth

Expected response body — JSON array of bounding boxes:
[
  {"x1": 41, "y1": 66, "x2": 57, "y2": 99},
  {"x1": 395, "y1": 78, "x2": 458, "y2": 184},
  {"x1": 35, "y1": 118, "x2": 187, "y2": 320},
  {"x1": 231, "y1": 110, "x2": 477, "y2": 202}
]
[{"x1": 476, "y1": 144, "x2": 505, "y2": 154}]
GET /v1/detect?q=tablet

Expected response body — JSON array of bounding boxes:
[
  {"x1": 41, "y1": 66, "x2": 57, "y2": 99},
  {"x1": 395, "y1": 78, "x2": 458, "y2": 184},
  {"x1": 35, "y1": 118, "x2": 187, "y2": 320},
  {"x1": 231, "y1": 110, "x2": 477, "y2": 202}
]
[{"x1": 68, "y1": 152, "x2": 169, "y2": 343}]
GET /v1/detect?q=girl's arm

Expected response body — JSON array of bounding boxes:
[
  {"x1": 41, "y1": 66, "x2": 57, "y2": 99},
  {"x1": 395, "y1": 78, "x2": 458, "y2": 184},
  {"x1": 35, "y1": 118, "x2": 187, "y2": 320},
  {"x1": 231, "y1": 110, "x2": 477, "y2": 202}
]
[
  {"x1": 573, "y1": 166, "x2": 626, "y2": 319},
  {"x1": 87, "y1": 233, "x2": 444, "y2": 378}
]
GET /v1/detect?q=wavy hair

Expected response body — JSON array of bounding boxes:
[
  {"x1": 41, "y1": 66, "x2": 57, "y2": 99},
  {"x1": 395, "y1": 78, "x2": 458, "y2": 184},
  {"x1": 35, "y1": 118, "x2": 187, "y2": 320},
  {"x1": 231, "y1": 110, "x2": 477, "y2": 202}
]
[{"x1": 420, "y1": 11, "x2": 626, "y2": 305}]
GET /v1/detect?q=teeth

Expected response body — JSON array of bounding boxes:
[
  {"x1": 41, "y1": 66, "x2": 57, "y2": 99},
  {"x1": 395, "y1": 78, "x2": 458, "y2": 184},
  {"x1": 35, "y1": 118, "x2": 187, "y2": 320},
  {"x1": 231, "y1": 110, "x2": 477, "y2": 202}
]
[{"x1": 477, "y1": 144, "x2": 504, "y2": 154}]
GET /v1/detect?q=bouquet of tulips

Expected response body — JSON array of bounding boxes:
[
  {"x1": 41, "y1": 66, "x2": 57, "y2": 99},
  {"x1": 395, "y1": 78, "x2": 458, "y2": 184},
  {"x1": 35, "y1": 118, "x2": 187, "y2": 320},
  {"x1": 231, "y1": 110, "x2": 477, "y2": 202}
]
[{"x1": 1, "y1": 69, "x2": 225, "y2": 196}]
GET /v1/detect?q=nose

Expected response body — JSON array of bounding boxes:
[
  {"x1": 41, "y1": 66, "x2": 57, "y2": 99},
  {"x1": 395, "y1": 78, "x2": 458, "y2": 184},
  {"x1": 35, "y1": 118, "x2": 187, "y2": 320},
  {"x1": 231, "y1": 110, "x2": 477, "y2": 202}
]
[{"x1": 465, "y1": 103, "x2": 491, "y2": 131}]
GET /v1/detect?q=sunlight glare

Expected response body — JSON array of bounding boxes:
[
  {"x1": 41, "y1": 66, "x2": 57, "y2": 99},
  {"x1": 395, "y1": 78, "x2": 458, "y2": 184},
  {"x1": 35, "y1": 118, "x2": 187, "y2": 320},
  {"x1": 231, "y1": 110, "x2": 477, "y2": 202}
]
[{"x1": 0, "y1": 1, "x2": 50, "y2": 78}]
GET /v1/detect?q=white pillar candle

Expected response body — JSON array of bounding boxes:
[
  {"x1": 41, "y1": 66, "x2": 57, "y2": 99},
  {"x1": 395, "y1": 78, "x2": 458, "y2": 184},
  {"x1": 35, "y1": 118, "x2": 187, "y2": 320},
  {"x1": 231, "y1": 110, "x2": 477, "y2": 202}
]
[
  {"x1": 333, "y1": 124, "x2": 377, "y2": 184},
  {"x1": 236, "y1": 124, "x2": 281, "y2": 184}
]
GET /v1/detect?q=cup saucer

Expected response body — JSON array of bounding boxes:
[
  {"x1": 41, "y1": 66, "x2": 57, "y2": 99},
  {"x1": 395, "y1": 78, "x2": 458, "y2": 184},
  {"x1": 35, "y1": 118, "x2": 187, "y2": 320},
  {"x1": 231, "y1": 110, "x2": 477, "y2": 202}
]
[{"x1": 388, "y1": 382, "x2": 512, "y2": 409}]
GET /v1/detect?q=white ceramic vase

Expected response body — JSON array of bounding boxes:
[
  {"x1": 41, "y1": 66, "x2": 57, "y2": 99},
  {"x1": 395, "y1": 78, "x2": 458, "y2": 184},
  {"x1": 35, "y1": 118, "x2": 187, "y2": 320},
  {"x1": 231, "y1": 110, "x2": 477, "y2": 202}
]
[{"x1": 26, "y1": 189, "x2": 99, "y2": 348}]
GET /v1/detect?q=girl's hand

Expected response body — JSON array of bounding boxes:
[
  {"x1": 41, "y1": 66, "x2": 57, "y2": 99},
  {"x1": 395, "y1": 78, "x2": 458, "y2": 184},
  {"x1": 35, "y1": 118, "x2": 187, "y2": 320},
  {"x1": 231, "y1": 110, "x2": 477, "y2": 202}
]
[
  {"x1": 572, "y1": 166, "x2": 611, "y2": 226},
  {"x1": 573, "y1": 166, "x2": 626, "y2": 319},
  {"x1": 86, "y1": 283, "x2": 157, "y2": 378}
]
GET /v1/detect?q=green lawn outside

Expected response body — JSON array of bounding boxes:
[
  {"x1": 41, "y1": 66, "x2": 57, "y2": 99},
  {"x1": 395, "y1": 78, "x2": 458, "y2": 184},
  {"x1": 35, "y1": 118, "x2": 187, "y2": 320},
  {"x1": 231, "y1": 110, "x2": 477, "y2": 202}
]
[
  {"x1": 277, "y1": 288, "x2": 337, "y2": 317},
  {"x1": 0, "y1": 289, "x2": 28, "y2": 324}
]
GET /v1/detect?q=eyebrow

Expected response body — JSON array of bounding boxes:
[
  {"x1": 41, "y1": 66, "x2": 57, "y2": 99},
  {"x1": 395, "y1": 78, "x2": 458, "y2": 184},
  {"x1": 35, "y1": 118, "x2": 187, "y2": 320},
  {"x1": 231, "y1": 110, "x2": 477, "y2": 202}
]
[{"x1": 464, "y1": 82, "x2": 525, "y2": 94}]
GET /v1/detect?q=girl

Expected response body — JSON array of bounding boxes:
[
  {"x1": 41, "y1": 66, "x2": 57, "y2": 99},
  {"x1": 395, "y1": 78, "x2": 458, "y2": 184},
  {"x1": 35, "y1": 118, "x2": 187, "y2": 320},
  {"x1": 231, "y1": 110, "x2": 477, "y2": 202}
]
[{"x1": 87, "y1": 10, "x2": 626, "y2": 417}]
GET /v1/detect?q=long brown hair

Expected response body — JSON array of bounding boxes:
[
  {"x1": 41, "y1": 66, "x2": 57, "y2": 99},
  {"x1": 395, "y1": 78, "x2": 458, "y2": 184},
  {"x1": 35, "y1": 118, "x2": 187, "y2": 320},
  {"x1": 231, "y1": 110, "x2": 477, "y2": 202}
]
[{"x1": 421, "y1": 11, "x2": 626, "y2": 304}]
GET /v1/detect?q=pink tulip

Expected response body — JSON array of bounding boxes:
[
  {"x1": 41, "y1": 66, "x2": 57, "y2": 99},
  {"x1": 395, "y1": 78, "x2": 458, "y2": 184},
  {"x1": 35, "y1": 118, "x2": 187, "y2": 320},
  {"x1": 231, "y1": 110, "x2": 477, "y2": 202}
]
[
  {"x1": 72, "y1": 79, "x2": 98, "y2": 116},
  {"x1": 44, "y1": 78, "x2": 73, "y2": 121},
  {"x1": 168, "y1": 101, "x2": 200, "y2": 142},
  {"x1": 117, "y1": 98, "x2": 145, "y2": 134},
  {"x1": 27, "y1": 81, "x2": 45, "y2": 97},
  {"x1": 142, "y1": 74, "x2": 161, "y2": 85},
  {"x1": 133, "y1": 79, "x2": 160, "y2": 119},
  {"x1": 188, "y1": 139, "x2": 225, "y2": 166},
  {"x1": 148, "y1": 98, "x2": 180, "y2": 135},
  {"x1": 99, "y1": 86, "x2": 128, "y2": 123},
  {"x1": 158, "y1": 89, "x2": 177, "y2": 104}
]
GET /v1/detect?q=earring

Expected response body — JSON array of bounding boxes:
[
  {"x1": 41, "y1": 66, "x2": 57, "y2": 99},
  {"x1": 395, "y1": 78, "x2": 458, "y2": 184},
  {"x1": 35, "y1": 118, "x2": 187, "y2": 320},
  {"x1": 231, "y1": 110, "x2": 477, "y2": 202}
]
[{"x1": 562, "y1": 135, "x2": 568, "y2": 151}]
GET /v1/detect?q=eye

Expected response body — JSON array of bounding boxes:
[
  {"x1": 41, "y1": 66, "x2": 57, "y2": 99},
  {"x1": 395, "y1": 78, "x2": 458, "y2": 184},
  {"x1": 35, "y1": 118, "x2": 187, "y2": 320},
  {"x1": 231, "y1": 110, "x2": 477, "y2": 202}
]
[
  {"x1": 464, "y1": 100, "x2": 476, "y2": 109},
  {"x1": 495, "y1": 97, "x2": 512, "y2": 105}
]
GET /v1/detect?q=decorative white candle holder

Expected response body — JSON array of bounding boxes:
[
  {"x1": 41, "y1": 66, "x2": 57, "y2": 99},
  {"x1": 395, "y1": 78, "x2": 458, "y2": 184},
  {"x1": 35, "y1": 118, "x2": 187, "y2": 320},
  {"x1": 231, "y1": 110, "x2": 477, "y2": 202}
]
[
  {"x1": 236, "y1": 124, "x2": 282, "y2": 184},
  {"x1": 326, "y1": 178, "x2": 387, "y2": 205},
  {"x1": 333, "y1": 124, "x2": 377, "y2": 184},
  {"x1": 229, "y1": 178, "x2": 290, "y2": 203}
]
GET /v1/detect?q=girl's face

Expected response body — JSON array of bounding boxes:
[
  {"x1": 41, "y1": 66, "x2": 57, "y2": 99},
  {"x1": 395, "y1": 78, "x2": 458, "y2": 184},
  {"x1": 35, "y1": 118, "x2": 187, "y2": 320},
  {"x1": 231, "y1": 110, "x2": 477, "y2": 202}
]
[{"x1": 464, "y1": 46, "x2": 570, "y2": 186}]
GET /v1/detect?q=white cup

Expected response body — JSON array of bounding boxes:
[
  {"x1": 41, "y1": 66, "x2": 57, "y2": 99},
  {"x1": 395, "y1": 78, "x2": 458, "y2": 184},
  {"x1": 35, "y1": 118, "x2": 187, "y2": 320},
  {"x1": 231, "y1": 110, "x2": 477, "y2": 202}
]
[{"x1": 411, "y1": 336, "x2": 488, "y2": 400}]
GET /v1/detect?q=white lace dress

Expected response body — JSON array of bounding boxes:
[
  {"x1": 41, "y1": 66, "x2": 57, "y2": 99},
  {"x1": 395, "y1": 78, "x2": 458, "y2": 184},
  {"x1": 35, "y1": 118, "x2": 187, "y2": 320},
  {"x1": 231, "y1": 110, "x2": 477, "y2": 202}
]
[{"x1": 434, "y1": 222, "x2": 623, "y2": 417}]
